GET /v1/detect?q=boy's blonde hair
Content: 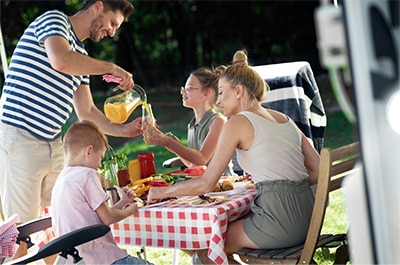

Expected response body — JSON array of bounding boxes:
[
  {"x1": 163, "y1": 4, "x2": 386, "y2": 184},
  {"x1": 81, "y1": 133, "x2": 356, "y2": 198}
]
[{"x1": 63, "y1": 120, "x2": 108, "y2": 155}]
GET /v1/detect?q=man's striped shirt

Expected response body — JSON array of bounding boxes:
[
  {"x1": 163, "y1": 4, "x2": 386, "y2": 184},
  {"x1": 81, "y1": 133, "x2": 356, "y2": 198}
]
[{"x1": 0, "y1": 10, "x2": 90, "y2": 140}]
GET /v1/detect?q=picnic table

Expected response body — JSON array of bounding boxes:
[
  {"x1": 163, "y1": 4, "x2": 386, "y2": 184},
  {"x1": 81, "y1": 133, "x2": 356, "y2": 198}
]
[{"x1": 111, "y1": 186, "x2": 258, "y2": 265}]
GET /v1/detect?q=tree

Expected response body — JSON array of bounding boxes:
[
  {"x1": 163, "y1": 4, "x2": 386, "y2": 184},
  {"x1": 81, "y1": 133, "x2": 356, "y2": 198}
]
[{"x1": 0, "y1": 0, "x2": 323, "y2": 92}]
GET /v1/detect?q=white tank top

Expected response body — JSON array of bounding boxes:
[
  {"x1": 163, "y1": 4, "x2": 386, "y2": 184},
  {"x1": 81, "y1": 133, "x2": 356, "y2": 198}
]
[{"x1": 236, "y1": 111, "x2": 309, "y2": 183}]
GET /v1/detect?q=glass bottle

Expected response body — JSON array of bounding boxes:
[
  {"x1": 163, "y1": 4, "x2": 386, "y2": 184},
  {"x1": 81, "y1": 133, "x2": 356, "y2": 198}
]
[{"x1": 103, "y1": 146, "x2": 120, "y2": 205}]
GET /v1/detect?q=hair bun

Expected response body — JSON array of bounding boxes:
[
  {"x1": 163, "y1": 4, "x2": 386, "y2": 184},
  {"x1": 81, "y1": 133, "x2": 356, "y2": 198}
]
[{"x1": 232, "y1": 50, "x2": 248, "y2": 66}]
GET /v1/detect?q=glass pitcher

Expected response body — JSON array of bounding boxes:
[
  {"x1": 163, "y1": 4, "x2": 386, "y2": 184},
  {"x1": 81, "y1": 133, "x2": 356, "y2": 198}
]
[{"x1": 104, "y1": 84, "x2": 147, "y2": 123}]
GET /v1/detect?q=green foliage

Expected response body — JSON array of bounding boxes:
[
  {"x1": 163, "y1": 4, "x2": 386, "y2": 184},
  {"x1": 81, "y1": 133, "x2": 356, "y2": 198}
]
[
  {"x1": 116, "y1": 152, "x2": 129, "y2": 170},
  {"x1": 21, "y1": 6, "x2": 40, "y2": 26},
  {"x1": 314, "y1": 190, "x2": 350, "y2": 264},
  {"x1": 1, "y1": 1, "x2": 323, "y2": 90},
  {"x1": 324, "y1": 111, "x2": 358, "y2": 149}
]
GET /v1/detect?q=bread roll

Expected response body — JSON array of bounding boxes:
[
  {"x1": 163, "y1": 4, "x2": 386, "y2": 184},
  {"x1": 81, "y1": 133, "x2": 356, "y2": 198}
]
[
  {"x1": 213, "y1": 183, "x2": 221, "y2": 192},
  {"x1": 221, "y1": 180, "x2": 234, "y2": 191}
]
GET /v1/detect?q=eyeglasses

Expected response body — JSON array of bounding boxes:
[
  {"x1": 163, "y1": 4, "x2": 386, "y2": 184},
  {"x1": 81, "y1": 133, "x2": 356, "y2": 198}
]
[{"x1": 181, "y1": 86, "x2": 201, "y2": 92}]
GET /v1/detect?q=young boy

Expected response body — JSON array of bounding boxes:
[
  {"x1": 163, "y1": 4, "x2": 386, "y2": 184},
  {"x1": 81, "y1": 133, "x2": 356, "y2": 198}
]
[{"x1": 51, "y1": 120, "x2": 152, "y2": 264}]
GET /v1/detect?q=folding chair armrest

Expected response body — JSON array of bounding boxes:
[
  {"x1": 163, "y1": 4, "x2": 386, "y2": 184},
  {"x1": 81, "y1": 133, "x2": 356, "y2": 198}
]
[
  {"x1": 16, "y1": 216, "x2": 52, "y2": 248},
  {"x1": 7, "y1": 224, "x2": 110, "y2": 265}
]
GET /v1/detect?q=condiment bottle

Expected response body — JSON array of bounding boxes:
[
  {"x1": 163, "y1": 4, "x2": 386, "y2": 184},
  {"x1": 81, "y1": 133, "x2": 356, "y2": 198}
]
[{"x1": 138, "y1": 152, "x2": 156, "y2": 178}]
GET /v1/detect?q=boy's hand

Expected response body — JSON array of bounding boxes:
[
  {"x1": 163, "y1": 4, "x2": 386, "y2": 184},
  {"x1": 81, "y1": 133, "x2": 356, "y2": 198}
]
[
  {"x1": 115, "y1": 185, "x2": 136, "y2": 205},
  {"x1": 124, "y1": 201, "x2": 139, "y2": 214}
]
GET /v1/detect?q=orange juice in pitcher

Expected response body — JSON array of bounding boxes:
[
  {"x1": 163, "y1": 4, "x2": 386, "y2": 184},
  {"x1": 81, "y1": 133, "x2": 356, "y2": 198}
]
[{"x1": 104, "y1": 84, "x2": 147, "y2": 123}]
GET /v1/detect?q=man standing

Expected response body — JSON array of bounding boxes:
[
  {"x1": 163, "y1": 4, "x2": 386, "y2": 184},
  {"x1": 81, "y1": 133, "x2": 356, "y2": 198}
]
[{"x1": 0, "y1": 0, "x2": 139, "y2": 224}]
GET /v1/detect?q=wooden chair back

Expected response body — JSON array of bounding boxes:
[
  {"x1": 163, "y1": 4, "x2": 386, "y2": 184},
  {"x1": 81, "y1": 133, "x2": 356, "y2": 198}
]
[{"x1": 236, "y1": 142, "x2": 360, "y2": 264}]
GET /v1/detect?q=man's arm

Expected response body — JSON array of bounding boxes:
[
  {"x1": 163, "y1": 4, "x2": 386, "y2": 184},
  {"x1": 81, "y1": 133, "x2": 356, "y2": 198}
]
[{"x1": 44, "y1": 35, "x2": 133, "y2": 90}]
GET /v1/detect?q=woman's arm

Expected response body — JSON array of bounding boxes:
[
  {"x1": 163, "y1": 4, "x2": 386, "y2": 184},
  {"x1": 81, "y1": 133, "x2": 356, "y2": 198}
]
[
  {"x1": 301, "y1": 135, "x2": 320, "y2": 185},
  {"x1": 146, "y1": 115, "x2": 249, "y2": 203}
]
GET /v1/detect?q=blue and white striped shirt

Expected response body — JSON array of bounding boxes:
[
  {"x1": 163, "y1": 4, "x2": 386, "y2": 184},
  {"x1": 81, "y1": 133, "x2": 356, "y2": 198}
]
[{"x1": 0, "y1": 10, "x2": 90, "y2": 140}]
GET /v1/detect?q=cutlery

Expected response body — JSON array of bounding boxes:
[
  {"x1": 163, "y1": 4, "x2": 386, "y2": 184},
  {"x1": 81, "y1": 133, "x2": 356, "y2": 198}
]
[{"x1": 199, "y1": 194, "x2": 208, "y2": 200}]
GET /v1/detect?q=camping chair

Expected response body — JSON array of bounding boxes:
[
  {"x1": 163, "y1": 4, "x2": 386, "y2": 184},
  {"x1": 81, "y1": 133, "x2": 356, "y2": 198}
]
[
  {"x1": 0, "y1": 215, "x2": 52, "y2": 264},
  {"x1": 16, "y1": 216, "x2": 52, "y2": 250},
  {"x1": 235, "y1": 142, "x2": 360, "y2": 264},
  {"x1": 5, "y1": 224, "x2": 110, "y2": 265}
]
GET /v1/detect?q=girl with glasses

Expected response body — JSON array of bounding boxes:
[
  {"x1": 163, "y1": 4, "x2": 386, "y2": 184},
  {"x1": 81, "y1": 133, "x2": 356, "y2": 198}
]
[{"x1": 143, "y1": 66, "x2": 236, "y2": 176}]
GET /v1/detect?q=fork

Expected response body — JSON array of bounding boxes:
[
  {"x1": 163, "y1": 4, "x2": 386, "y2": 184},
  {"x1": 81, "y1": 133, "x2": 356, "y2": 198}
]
[{"x1": 199, "y1": 194, "x2": 209, "y2": 200}]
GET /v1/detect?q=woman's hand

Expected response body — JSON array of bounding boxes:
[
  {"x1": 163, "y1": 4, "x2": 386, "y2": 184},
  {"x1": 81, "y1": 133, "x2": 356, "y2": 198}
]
[{"x1": 146, "y1": 187, "x2": 170, "y2": 204}]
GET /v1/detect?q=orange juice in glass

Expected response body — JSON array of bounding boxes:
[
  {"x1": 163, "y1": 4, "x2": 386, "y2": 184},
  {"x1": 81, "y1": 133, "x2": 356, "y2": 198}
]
[{"x1": 141, "y1": 102, "x2": 155, "y2": 126}]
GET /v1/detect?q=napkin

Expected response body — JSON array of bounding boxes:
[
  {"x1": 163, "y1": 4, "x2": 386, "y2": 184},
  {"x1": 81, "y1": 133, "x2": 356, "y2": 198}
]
[
  {"x1": 0, "y1": 214, "x2": 19, "y2": 257},
  {"x1": 102, "y1": 75, "x2": 122, "y2": 83}
]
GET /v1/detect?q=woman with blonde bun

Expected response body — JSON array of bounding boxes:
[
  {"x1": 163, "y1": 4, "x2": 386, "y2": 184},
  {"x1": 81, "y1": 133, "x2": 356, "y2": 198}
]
[{"x1": 147, "y1": 50, "x2": 320, "y2": 264}]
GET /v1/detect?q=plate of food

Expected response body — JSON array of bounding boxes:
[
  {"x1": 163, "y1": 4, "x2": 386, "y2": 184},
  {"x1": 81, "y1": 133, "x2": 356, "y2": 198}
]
[
  {"x1": 209, "y1": 181, "x2": 249, "y2": 196},
  {"x1": 186, "y1": 194, "x2": 227, "y2": 207},
  {"x1": 135, "y1": 197, "x2": 177, "y2": 208},
  {"x1": 142, "y1": 200, "x2": 170, "y2": 208}
]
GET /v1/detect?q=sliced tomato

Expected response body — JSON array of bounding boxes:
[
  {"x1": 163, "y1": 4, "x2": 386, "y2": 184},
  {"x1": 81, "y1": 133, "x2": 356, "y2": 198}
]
[
  {"x1": 146, "y1": 179, "x2": 170, "y2": 187},
  {"x1": 166, "y1": 166, "x2": 207, "y2": 177},
  {"x1": 165, "y1": 169, "x2": 185, "y2": 176},
  {"x1": 183, "y1": 165, "x2": 207, "y2": 176}
]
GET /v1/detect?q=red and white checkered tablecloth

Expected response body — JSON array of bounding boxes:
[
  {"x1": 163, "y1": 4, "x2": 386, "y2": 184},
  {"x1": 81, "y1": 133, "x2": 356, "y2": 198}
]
[
  {"x1": 112, "y1": 186, "x2": 258, "y2": 265},
  {"x1": 0, "y1": 214, "x2": 19, "y2": 258}
]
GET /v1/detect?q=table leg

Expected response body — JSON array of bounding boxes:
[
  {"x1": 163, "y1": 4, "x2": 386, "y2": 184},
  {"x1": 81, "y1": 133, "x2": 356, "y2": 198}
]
[{"x1": 172, "y1": 249, "x2": 180, "y2": 265}]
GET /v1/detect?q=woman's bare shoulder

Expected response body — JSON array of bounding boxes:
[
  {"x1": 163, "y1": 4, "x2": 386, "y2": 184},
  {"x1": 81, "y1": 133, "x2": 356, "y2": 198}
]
[
  {"x1": 226, "y1": 113, "x2": 252, "y2": 127},
  {"x1": 266, "y1": 109, "x2": 289, "y2": 123}
]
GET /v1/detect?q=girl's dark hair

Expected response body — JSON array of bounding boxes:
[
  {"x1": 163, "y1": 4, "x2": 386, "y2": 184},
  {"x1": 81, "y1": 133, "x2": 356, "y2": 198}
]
[
  {"x1": 191, "y1": 65, "x2": 226, "y2": 107},
  {"x1": 81, "y1": 0, "x2": 134, "y2": 22}
]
